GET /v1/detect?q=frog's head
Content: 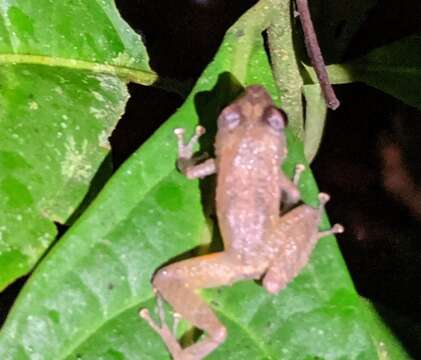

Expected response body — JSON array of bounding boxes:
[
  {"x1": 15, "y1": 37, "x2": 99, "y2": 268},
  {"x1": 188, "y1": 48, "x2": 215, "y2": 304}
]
[
  {"x1": 217, "y1": 85, "x2": 287, "y2": 135},
  {"x1": 215, "y1": 85, "x2": 288, "y2": 159}
]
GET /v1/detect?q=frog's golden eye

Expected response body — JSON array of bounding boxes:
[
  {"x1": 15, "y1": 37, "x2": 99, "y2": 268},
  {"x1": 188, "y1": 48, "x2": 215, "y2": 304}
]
[
  {"x1": 218, "y1": 107, "x2": 241, "y2": 130},
  {"x1": 264, "y1": 107, "x2": 287, "y2": 131}
]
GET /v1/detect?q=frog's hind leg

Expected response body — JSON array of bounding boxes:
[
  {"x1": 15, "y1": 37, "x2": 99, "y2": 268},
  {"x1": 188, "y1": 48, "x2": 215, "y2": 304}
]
[
  {"x1": 140, "y1": 252, "x2": 259, "y2": 360},
  {"x1": 263, "y1": 193, "x2": 343, "y2": 294}
]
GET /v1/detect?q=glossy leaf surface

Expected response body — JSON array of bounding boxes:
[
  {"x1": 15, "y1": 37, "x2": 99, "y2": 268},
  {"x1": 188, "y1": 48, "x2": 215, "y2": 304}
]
[{"x1": 0, "y1": 0, "x2": 150, "y2": 289}]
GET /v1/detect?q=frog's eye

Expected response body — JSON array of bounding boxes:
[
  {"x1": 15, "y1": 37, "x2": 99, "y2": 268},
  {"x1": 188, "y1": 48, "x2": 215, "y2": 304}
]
[
  {"x1": 218, "y1": 107, "x2": 241, "y2": 130},
  {"x1": 264, "y1": 107, "x2": 287, "y2": 131}
]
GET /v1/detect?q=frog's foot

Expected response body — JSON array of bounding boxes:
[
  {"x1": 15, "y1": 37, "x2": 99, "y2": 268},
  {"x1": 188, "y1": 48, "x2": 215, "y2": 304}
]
[
  {"x1": 140, "y1": 303, "x2": 208, "y2": 360},
  {"x1": 318, "y1": 192, "x2": 330, "y2": 205},
  {"x1": 317, "y1": 223, "x2": 344, "y2": 239},
  {"x1": 174, "y1": 126, "x2": 206, "y2": 160},
  {"x1": 174, "y1": 126, "x2": 215, "y2": 179},
  {"x1": 293, "y1": 164, "x2": 305, "y2": 185},
  {"x1": 316, "y1": 193, "x2": 344, "y2": 237},
  {"x1": 140, "y1": 292, "x2": 183, "y2": 359}
]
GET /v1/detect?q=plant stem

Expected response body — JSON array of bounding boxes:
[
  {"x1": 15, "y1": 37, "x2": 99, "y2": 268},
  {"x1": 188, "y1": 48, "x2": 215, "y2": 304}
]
[
  {"x1": 267, "y1": 0, "x2": 304, "y2": 138},
  {"x1": 295, "y1": 0, "x2": 340, "y2": 110}
]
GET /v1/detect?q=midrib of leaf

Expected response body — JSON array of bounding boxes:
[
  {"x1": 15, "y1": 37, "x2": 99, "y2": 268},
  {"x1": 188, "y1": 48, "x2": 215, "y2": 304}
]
[
  {"x1": 0, "y1": 54, "x2": 158, "y2": 84},
  {"x1": 314, "y1": 63, "x2": 421, "y2": 86},
  {"x1": 350, "y1": 63, "x2": 421, "y2": 75}
]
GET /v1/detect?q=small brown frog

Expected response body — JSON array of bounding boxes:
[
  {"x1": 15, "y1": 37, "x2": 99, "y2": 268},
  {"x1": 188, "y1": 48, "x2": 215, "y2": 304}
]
[{"x1": 140, "y1": 85, "x2": 343, "y2": 360}]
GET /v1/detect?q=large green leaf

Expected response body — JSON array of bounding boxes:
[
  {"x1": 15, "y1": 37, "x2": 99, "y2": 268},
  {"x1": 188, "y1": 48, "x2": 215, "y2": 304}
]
[
  {"x1": 302, "y1": 84, "x2": 327, "y2": 163},
  {"x1": 0, "y1": 0, "x2": 152, "y2": 290},
  {"x1": 314, "y1": 34, "x2": 421, "y2": 111},
  {"x1": 0, "y1": 1, "x2": 409, "y2": 359}
]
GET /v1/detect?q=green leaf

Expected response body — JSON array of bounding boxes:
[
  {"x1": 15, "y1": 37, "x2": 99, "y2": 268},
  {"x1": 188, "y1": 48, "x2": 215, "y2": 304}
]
[
  {"x1": 0, "y1": 2, "x2": 409, "y2": 359},
  {"x1": 267, "y1": 0, "x2": 304, "y2": 138},
  {"x1": 0, "y1": 1, "x2": 153, "y2": 82},
  {"x1": 360, "y1": 299, "x2": 413, "y2": 360},
  {"x1": 302, "y1": 84, "x2": 328, "y2": 163},
  {"x1": 346, "y1": 33, "x2": 421, "y2": 111},
  {"x1": 313, "y1": 34, "x2": 421, "y2": 111},
  {"x1": 0, "y1": 1, "x2": 151, "y2": 290}
]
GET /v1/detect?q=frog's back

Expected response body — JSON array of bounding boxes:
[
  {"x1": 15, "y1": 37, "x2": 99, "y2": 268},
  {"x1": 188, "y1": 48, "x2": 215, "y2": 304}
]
[
  {"x1": 213, "y1": 85, "x2": 287, "y2": 262},
  {"x1": 215, "y1": 132, "x2": 282, "y2": 259}
]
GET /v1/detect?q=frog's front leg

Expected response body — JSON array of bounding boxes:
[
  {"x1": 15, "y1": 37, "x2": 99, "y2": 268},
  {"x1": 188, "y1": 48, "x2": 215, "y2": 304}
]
[
  {"x1": 140, "y1": 253, "x2": 262, "y2": 360},
  {"x1": 174, "y1": 126, "x2": 216, "y2": 179},
  {"x1": 263, "y1": 193, "x2": 344, "y2": 294}
]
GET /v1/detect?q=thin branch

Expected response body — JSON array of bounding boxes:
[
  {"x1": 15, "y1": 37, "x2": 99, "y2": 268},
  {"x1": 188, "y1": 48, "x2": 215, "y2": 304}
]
[{"x1": 295, "y1": 0, "x2": 340, "y2": 110}]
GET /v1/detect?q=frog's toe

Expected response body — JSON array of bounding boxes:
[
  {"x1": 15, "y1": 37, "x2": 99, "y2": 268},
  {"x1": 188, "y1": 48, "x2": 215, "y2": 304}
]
[
  {"x1": 139, "y1": 307, "x2": 183, "y2": 357},
  {"x1": 318, "y1": 192, "x2": 330, "y2": 204},
  {"x1": 174, "y1": 128, "x2": 185, "y2": 137}
]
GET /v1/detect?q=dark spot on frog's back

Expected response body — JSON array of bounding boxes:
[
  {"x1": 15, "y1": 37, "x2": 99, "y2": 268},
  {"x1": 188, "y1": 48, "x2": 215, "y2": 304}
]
[{"x1": 154, "y1": 182, "x2": 183, "y2": 211}]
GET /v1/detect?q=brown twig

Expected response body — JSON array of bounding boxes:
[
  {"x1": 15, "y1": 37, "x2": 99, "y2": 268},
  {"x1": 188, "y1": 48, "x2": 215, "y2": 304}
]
[{"x1": 295, "y1": 0, "x2": 340, "y2": 110}]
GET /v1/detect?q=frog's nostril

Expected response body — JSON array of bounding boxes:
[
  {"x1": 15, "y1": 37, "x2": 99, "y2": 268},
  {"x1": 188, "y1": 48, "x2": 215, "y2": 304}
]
[
  {"x1": 248, "y1": 85, "x2": 263, "y2": 94},
  {"x1": 247, "y1": 85, "x2": 268, "y2": 99}
]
